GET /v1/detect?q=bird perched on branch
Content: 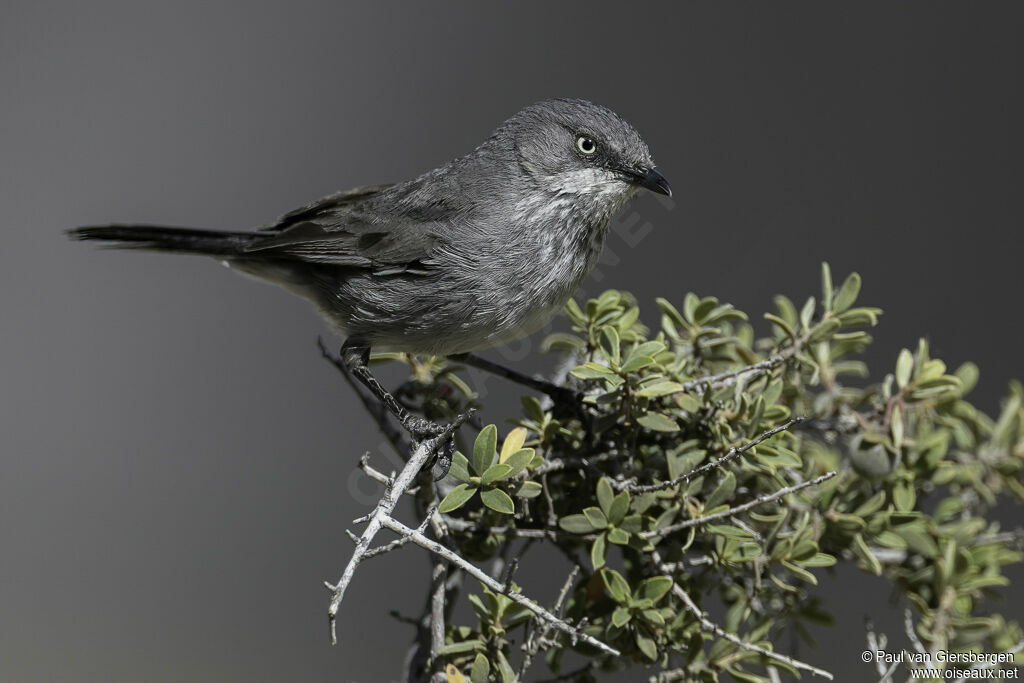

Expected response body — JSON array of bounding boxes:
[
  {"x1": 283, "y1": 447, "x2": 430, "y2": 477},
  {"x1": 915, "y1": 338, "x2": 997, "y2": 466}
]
[{"x1": 70, "y1": 98, "x2": 671, "y2": 439}]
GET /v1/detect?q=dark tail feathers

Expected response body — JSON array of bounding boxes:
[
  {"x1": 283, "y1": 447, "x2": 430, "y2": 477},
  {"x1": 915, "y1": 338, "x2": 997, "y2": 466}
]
[{"x1": 68, "y1": 225, "x2": 256, "y2": 256}]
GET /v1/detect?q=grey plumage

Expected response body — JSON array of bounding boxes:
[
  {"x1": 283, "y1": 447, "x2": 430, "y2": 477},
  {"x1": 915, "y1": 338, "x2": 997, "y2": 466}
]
[{"x1": 71, "y1": 98, "x2": 670, "y2": 358}]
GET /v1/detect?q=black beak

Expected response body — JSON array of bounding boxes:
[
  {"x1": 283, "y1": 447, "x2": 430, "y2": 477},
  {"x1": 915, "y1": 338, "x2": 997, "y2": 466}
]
[{"x1": 627, "y1": 166, "x2": 672, "y2": 197}]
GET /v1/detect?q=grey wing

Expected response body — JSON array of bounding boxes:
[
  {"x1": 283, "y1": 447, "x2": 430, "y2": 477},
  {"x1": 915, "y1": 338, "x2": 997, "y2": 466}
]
[{"x1": 243, "y1": 184, "x2": 442, "y2": 275}]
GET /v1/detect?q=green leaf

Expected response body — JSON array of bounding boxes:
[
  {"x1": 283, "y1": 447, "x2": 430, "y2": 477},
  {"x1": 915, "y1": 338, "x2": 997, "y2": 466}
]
[
  {"x1": 636, "y1": 576, "x2": 673, "y2": 603},
  {"x1": 480, "y1": 488, "x2": 515, "y2": 515},
  {"x1": 473, "y1": 425, "x2": 498, "y2": 475},
  {"x1": 636, "y1": 380, "x2": 684, "y2": 397},
  {"x1": 559, "y1": 514, "x2": 596, "y2": 533},
  {"x1": 800, "y1": 296, "x2": 816, "y2": 330},
  {"x1": 706, "y1": 524, "x2": 755, "y2": 539},
  {"x1": 611, "y1": 606, "x2": 632, "y2": 627},
  {"x1": 637, "y1": 412, "x2": 679, "y2": 432},
  {"x1": 821, "y1": 262, "x2": 834, "y2": 311},
  {"x1": 470, "y1": 653, "x2": 489, "y2": 683},
  {"x1": 635, "y1": 631, "x2": 658, "y2": 660},
  {"x1": 807, "y1": 318, "x2": 841, "y2": 343},
  {"x1": 448, "y1": 451, "x2": 471, "y2": 482},
  {"x1": 607, "y1": 527, "x2": 630, "y2": 545},
  {"x1": 438, "y1": 484, "x2": 478, "y2": 513},
  {"x1": 480, "y1": 463, "x2": 513, "y2": 484},
  {"x1": 833, "y1": 271, "x2": 861, "y2": 313},
  {"x1": 570, "y1": 362, "x2": 616, "y2": 380},
  {"x1": 501, "y1": 448, "x2": 534, "y2": 478},
  {"x1": 893, "y1": 481, "x2": 915, "y2": 511},
  {"x1": 620, "y1": 355, "x2": 655, "y2": 374},
  {"x1": 590, "y1": 533, "x2": 608, "y2": 569},
  {"x1": 619, "y1": 514, "x2": 644, "y2": 534},
  {"x1": 495, "y1": 652, "x2": 515, "y2": 683},
  {"x1": 798, "y1": 553, "x2": 837, "y2": 568},
  {"x1": 891, "y1": 407, "x2": 905, "y2": 450},
  {"x1": 514, "y1": 481, "x2": 543, "y2": 499},
  {"x1": 599, "y1": 326, "x2": 620, "y2": 366},
  {"x1": 640, "y1": 609, "x2": 666, "y2": 626},
  {"x1": 435, "y1": 640, "x2": 484, "y2": 656},
  {"x1": 782, "y1": 559, "x2": 818, "y2": 585},
  {"x1": 601, "y1": 568, "x2": 631, "y2": 604},
  {"x1": 596, "y1": 478, "x2": 615, "y2": 516},
  {"x1": 583, "y1": 507, "x2": 609, "y2": 530},
  {"x1": 608, "y1": 491, "x2": 630, "y2": 525},
  {"x1": 895, "y1": 348, "x2": 914, "y2": 389},
  {"x1": 704, "y1": 471, "x2": 736, "y2": 511},
  {"x1": 852, "y1": 533, "x2": 882, "y2": 575},
  {"x1": 764, "y1": 313, "x2": 796, "y2": 340}
]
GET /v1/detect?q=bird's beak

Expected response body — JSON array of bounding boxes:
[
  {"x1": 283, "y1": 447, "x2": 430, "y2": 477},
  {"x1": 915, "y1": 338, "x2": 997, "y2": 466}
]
[{"x1": 626, "y1": 165, "x2": 672, "y2": 197}]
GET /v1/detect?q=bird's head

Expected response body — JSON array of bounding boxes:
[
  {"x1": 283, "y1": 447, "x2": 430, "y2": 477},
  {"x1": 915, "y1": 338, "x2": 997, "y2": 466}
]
[{"x1": 495, "y1": 98, "x2": 671, "y2": 206}]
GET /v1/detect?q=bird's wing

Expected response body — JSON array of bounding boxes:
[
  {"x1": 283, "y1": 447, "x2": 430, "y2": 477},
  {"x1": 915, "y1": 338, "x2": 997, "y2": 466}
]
[{"x1": 243, "y1": 183, "x2": 444, "y2": 274}]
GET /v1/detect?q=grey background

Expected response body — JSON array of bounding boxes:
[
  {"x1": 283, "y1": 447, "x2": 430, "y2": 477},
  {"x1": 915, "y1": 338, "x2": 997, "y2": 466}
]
[{"x1": 2, "y1": 1, "x2": 1021, "y2": 681}]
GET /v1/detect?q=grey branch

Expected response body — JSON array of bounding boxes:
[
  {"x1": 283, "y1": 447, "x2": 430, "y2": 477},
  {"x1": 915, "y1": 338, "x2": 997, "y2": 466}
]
[
  {"x1": 358, "y1": 453, "x2": 420, "y2": 496},
  {"x1": 379, "y1": 516, "x2": 620, "y2": 657},
  {"x1": 673, "y1": 334, "x2": 811, "y2": 397},
  {"x1": 642, "y1": 471, "x2": 836, "y2": 539},
  {"x1": 518, "y1": 565, "x2": 581, "y2": 681},
  {"x1": 325, "y1": 423, "x2": 462, "y2": 645},
  {"x1": 653, "y1": 550, "x2": 834, "y2": 681},
  {"x1": 620, "y1": 417, "x2": 805, "y2": 493},
  {"x1": 677, "y1": 354, "x2": 788, "y2": 394}
]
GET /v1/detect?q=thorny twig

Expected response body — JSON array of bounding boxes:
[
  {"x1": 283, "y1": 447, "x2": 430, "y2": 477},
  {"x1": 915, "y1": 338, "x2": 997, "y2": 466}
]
[
  {"x1": 379, "y1": 516, "x2": 620, "y2": 656},
  {"x1": 518, "y1": 566, "x2": 581, "y2": 681},
  {"x1": 653, "y1": 550, "x2": 834, "y2": 680},
  {"x1": 642, "y1": 471, "x2": 837, "y2": 539},
  {"x1": 325, "y1": 416, "x2": 468, "y2": 645},
  {"x1": 618, "y1": 417, "x2": 805, "y2": 493}
]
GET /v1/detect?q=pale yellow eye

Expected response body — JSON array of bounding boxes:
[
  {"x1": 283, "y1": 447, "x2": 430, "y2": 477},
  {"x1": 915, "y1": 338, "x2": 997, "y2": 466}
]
[{"x1": 576, "y1": 136, "x2": 597, "y2": 155}]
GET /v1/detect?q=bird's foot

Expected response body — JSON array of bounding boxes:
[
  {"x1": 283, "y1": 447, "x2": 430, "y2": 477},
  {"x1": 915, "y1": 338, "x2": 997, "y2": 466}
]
[
  {"x1": 402, "y1": 409, "x2": 474, "y2": 480},
  {"x1": 401, "y1": 407, "x2": 474, "y2": 441}
]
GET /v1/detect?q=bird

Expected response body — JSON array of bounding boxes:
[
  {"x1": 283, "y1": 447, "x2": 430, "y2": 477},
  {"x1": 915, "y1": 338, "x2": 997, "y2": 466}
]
[{"x1": 70, "y1": 98, "x2": 671, "y2": 439}]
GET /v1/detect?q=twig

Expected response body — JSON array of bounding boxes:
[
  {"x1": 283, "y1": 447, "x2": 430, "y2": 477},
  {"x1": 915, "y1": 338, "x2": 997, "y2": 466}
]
[
  {"x1": 954, "y1": 640, "x2": 1024, "y2": 683},
  {"x1": 642, "y1": 472, "x2": 836, "y2": 539},
  {"x1": 360, "y1": 504, "x2": 437, "y2": 559},
  {"x1": 518, "y1": 566, "x2": 580, "y2": 680},
  {"x1": 428, "y1": 559, "x2": 448, "y2": 683},
  {"x1": 904, "y1": 609, "x2": 926, "y2": 655},
  {"x1": 443, "y1": 517, "x2": 581, "y2": 541},
  {"x1": 653, "y1": 550, "x2": 833, "y2": 680},
  {"x1": 358, "y1": 453, "x2": 420, "y2": 496},
  {"x1": 619, "y1": 418, "x2": 804, "y2": 493},
  {"x1": 325, "y1": 416, "x2": 467, "y2": 645},
  {"x1": 379, "y1": 516, "x2": 620, "y2": 656},
  {"x1": 677, "y1": 355, "x2": 787, "y2": 394}
]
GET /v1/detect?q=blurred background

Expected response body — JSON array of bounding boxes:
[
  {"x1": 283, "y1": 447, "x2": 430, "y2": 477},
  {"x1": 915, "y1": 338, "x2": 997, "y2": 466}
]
[{"x1": 2, "y1": 1, "x2": 1021, "y2": 680}]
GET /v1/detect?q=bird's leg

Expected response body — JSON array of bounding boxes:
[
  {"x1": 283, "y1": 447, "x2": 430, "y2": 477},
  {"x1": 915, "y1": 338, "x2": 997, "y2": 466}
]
[
  {"x1": 448, "y1": 352, "x2": 583, "y2": 408},
  {"x1": 342, "y1": 339, "x2": 451, "y2": 438}
]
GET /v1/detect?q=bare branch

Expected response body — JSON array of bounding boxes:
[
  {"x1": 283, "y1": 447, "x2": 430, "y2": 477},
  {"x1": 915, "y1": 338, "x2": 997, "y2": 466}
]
[
  {"x1": 904, "y1": 609, "x2": 926, "y2": 655},
  {"x1": 642, "y1": 471, "x2": 836, "y2": 539},
  {"x1": 325, "y1": 417, "x2": 467, "y2": 645},
  {"x1": 518, "y1": 565, "x2": 580, "y2": 680},
  {"x1": 653, "y1": 550, "x2": 834, "y2": 680},
  {"x1": 379, "y1": 516, "x2": 620, "y2": 656},
  {"x1": 677, "y1": 354, "x2": 788, "y2": 394},
  {"x1": 619, "y1": 418, "x2": 805, "y2": 493},
  {"x1": 358, "y1": 453, "x2": 420, "y2": 496}
]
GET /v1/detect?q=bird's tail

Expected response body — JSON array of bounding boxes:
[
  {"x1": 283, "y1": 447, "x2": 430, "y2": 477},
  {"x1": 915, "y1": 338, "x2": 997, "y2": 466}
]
[{"x1": 68, "y1": 225, "x2": 257, "y2": 256}]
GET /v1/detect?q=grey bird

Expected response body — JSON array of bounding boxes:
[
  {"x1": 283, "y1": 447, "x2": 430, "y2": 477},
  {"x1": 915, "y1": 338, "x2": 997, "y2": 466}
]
[{"x1": 70, "y1": 98, "x2": 671, "y2": 437}]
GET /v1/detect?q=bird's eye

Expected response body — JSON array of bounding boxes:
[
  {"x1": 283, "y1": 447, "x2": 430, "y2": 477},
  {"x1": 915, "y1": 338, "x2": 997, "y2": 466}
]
[{"x1": 576, "y1": 136, "x2": 597, "y2": 155}]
